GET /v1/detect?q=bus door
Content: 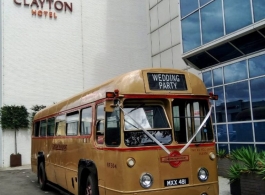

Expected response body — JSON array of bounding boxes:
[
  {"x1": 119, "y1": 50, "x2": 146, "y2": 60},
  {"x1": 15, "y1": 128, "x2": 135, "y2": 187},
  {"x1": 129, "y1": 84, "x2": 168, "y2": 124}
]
[
  {"x1": 53, "y1": 115, "x2": 68, "y2": 189},
  {"x1": 94, "y1": 104, "x2": 106, "y2": 192}
]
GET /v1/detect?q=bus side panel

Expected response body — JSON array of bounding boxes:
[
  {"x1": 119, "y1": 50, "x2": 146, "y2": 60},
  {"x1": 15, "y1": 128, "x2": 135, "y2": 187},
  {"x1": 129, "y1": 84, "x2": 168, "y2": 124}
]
[
  {"x1": 45, "y1": 138, "x2": 57, "y2": 184},
  {"x1": 31, "y1": 138, "x2": 38, "y2": 174}
]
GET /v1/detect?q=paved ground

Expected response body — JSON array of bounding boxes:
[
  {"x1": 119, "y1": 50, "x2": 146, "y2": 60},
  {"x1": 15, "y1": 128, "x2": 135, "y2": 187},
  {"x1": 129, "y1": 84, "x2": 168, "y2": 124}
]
[
  {"x1": 0, "y1": 165, "x2": 60, "y2": 195},
  {"x1": 0, "y1": 165, "x2": 231, "y2": 195}
]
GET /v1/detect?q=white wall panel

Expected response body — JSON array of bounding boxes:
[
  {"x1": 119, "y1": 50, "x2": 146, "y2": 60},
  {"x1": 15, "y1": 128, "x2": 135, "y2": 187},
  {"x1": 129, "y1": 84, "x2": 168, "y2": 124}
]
[
  {"x1": 170, "y1": 0, "x2": 179, "y2": 19},
  {"x1": 159, "y1": 23, "x2": 171, "y2": 51},
  {"x1": 172, "y1": 45, "x2": 187, "y2": 69},
  {"x1": 3, "y1": 0, "x2": 83, "y2": 108},
  {"x1": 158, "y1": 0, "x2": 170, "y2": 27},
  {"x1": 1, "y1": 0, "x2": 150, "y2": 167},
  {"x1": 152, "y1": 54, "x2": 161, "y2": 68},
  {"x1": 161, "y1": 49, "x2": 173, "y2": 68},
  {"x1": 171, "y1": 17, "x2": 181, "y2": 46},
  {"x1": 82, "y1": 0, "x2": 150, "y2": 89},
  {"x1": 151, "y1": 30, "x2": 160, "y2": 55},
  {"x1": 149, "y1": 0, "x2": 158, "y2": 8},
  {"x1": 150, "y1": 5, "x2": 159, "y2": 31}
]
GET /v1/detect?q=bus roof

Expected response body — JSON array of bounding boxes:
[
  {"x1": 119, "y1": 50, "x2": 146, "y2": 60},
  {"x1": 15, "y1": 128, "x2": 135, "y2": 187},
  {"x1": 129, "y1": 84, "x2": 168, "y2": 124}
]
[{"x1": 34, "y1": 68, "x2": 208, "y2": 120}]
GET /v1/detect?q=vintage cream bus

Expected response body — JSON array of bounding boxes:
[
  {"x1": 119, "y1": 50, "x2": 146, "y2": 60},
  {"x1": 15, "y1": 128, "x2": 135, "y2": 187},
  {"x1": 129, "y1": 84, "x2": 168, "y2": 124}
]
[{"x1": 31, "y1": 68, "x2": 218, "y2": 195}]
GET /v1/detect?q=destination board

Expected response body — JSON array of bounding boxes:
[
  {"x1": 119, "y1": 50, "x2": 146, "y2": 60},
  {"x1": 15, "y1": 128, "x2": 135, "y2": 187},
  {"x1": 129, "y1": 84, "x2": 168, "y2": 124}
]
[{"x1": 147, "y1": 73, "x2": 187, "y2": 90}]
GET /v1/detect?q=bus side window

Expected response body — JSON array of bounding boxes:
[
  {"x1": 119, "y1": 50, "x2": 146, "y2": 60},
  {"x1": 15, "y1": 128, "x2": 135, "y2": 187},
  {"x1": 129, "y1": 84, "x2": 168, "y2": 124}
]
[
  {"x1": 81, "y1": 107, "x2": 92, "y2": 135},
  {"x1": 96, "y1": 104, "x2": 105, "y2": 144},
  {"x1": 66, "y1": 112, "x2": 79, "y2": 136},
  {"x1": 56, "y1": 121, "x2": 66, "y2": 136},
  {"x1": 34, "y1": 121, "x2": 40, "y2": 137},
  {"x1": 55, "y1": 115, "x2": 66, "y2": 136},
  {"x1": 47, "y1": 118, "x2": 55, "y2": 136},
  {"x1": 40, "y1": 120, "x2": 47, "y2": 137},
  {"x1": 105, "y1": 107, "x2": 120, "y2": 146}
]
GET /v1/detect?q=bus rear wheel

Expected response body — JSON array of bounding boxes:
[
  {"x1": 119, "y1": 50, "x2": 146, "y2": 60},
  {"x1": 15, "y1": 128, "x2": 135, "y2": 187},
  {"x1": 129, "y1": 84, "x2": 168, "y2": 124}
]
[
  {"x1": 85, "y1": 175, "x2": 98, "y2": 195},
  {"x1": 38, "y1": 162, "x2": 47, "y2": 190}
]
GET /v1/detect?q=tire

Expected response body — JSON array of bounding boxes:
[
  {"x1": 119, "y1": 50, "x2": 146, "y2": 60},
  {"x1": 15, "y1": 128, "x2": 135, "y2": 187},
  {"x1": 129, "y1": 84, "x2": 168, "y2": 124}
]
[
  {"x1": 38, "y1": 162, "x2": 47, "y2": 190},
  {"x1": 84, "y1": 174, "x2": 98, "y2": 195}
]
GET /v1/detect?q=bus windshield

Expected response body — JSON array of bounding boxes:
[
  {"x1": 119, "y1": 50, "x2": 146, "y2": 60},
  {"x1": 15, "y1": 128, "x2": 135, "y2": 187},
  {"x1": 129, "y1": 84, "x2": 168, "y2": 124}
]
[
  {"x1": 123, "y1": 105, "x2": 172, "y2": 147},
  {"x1": 172, "y1": 99, "x2": 214, "y2": 143}
]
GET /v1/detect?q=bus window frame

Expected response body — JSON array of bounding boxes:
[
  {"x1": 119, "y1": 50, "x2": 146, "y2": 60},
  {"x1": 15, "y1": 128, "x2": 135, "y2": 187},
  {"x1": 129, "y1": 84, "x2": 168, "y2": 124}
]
[
  {"x1": 55, "y1": 114, "x2": 66, "y2": 136},
  {"x1": 47, "y1": 117, "x2": 55, "y2": 136},
  {"x1": 80, "y1": 106, "x2": 93, "y2": 135},
  {"x1": 40, "y1": 120, "x2": 47, "y2": 137},
  {"x1": 96, "y1": 104, "x2": 105, "y2": 144},
  {"x1": 66, "y1": 111, "x2": 79, "y2": 136},
  {"x1": 105, "y1": 106, "x2": 121, "y2": 147},
  {"x1": 34, "y1": 121, "x2": 40, "y2": 137}
]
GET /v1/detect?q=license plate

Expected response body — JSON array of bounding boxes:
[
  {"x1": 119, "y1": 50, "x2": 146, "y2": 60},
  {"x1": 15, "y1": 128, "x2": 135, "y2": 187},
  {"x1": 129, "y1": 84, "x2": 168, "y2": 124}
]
[{"x1": 164, "y1": 178, "x2": 189, "y2": 187}]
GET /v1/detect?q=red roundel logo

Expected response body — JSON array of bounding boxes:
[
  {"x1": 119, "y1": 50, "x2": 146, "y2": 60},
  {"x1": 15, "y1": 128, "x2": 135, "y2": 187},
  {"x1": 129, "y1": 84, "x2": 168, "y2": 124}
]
[{"x1": 160, "y1": 151, "x2": 189, "y2": 168}]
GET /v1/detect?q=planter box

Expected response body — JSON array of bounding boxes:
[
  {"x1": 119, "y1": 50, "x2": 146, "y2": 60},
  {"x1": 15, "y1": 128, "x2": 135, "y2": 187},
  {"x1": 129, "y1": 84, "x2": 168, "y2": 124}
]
[
  {"x1": 10, "y1": 153, "x2": 22, "y2": 167},
  {"x1": 230, "y1": 179, "x2": 241, "y2": 195},
  {"x1": 217, "y1": 157, "x2": 232, "y2": 178},
  {"x1": 240, "y1": 172, "x2": 265, "y2": 195}
]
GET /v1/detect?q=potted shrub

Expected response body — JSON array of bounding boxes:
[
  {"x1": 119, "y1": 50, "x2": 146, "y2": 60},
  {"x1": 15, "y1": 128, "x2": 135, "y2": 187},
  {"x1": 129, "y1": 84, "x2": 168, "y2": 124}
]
[
  {"x1": 227, "y1": 163, "x2": 243, "y2": 195},
  {"x1": 0, "y1": 105, "x2": 29, "y2": 167},
  {"x1": 217, "y1": 149, "x2": 231, "y2": 178},
  {"x1": 231, "y1": 147, "x2": 265, "y2": 195}
]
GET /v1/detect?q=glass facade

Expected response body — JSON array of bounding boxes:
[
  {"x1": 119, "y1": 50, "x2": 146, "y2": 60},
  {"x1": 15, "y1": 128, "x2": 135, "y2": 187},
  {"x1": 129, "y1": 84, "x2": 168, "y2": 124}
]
[
  {"x1": 202, "y1": 54, "x2": 265, "y2": 152},
  {"x1": 180, "y1": 0, "x2": 265, "y2": 53}
]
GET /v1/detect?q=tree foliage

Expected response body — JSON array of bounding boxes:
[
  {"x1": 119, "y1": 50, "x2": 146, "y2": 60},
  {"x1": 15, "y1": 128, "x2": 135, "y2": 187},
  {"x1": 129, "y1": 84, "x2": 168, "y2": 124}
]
[
  {"x1": 30, "y1": 105, "x2": 46, "y2": 121},
  {"x1": 0, "y1": 105, "x2": 29, "y2": 130}
]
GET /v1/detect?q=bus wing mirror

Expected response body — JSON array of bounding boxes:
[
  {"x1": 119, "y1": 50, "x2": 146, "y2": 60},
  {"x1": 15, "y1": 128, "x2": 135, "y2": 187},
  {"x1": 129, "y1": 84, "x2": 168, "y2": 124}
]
[{"x1": 209, "y1": 92, "x2": 218, "y2": 100}]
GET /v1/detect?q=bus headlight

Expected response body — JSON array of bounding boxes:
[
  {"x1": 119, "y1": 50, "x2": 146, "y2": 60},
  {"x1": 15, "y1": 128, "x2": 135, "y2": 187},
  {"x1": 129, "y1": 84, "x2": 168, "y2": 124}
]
[
  {"x1": 198, "y1": 168, "x2": 209, "y2": 182},
  {"x1": 139, "y1": 173, "x2": 153, "y2": 188}
]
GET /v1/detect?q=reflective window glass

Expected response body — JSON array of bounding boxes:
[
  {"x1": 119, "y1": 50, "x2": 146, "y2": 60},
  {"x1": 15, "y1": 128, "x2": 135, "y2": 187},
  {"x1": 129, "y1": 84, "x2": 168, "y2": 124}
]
[
  {"x1": 202, "y1": 71, "x2": 212, "y2": 87},
  {"x1": 223, "y1": 0, "x2": 252, "y2": 34},
  {"x1": 218, "y1": 144, "x2": 228, "y2": 153},
  {"x1": 230, "y1": 144, "x2": 253, "y2": 151},
  {"x1": 66, "y1": 112, "x2": 79, "y2": 136},
  {"x1": 230, "y1": 32, "x2": 265, "y2": 55},
  {"x1": 250, "y1": 77, "x2": 265, "y2": 120},
  {"x1": 225, "y1": 81, "x2": 250, "y2": 122},
  {"x1": 256, "y1": 144, "x2": 265, "y2": 152},
  {"x1": 207, "y1": 43, "x2": 243, "y2": 62},
  {"x1": 40, "y1": 120, "x2": 47, "y2": 137},
  {"x1": 254, "y1": 122, "x2": 265, "y2": 142},
  {"x1": 81, "y1": 107, "x2": 92, "y2": 135},
  {"x1": 96, "y1": 104, "x2": 105, "y2": 144},
  {"x1": 200, "y1": 0, "x2": 212, "y2": 6},
  {"x1": 224, "y1": 61, "x2": 247, "y2": 84},
  {"x1": 213, "y1": 67, "x2": 223, "y2": 86},
  {"x1": 182, "y1": 11, "x2": 201, "y2": 52},
  {"x1": 253, "y1": 0, "x2": 265, "y2": 22},
  {"x1": 249, "y1": 54, "x2": 265, "y2": 78},
  {"x1": 217, "y1": 124, "x2": 227, "y2": 142},
  {"x1": 187, "y1": 52, "x2": 218, "y2": 69},
  {"x1": 214, "y1": 86, "x2": 226, "y2": 123},
  {"x1": 228, "y1": 123, "x2": 253, "y2": 142},
  {"x1": 47, "y1": 118, "x2": 55, "y2": 136},
  {"x1": 201, "y1": 0, "x2": 223, "y2": 44},
  {"x1": 180, "y1": 0, "x2": 199, "y2": 18}
]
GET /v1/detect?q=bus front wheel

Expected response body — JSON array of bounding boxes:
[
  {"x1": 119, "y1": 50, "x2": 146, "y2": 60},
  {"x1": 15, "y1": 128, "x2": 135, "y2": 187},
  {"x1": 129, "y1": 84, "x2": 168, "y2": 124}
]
[
  {"x1": 38, "y1": 162, "x2": 47, "y2": 190},
  {"x1": 85, "y1": 175, "x2": 98, "y2": 195}
]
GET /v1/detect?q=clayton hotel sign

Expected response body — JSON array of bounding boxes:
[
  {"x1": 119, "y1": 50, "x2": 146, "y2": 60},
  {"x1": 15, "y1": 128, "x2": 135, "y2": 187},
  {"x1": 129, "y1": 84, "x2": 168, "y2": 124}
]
[{"x1": 14, "y1": 0, "x2": 73, "y2": 19}]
